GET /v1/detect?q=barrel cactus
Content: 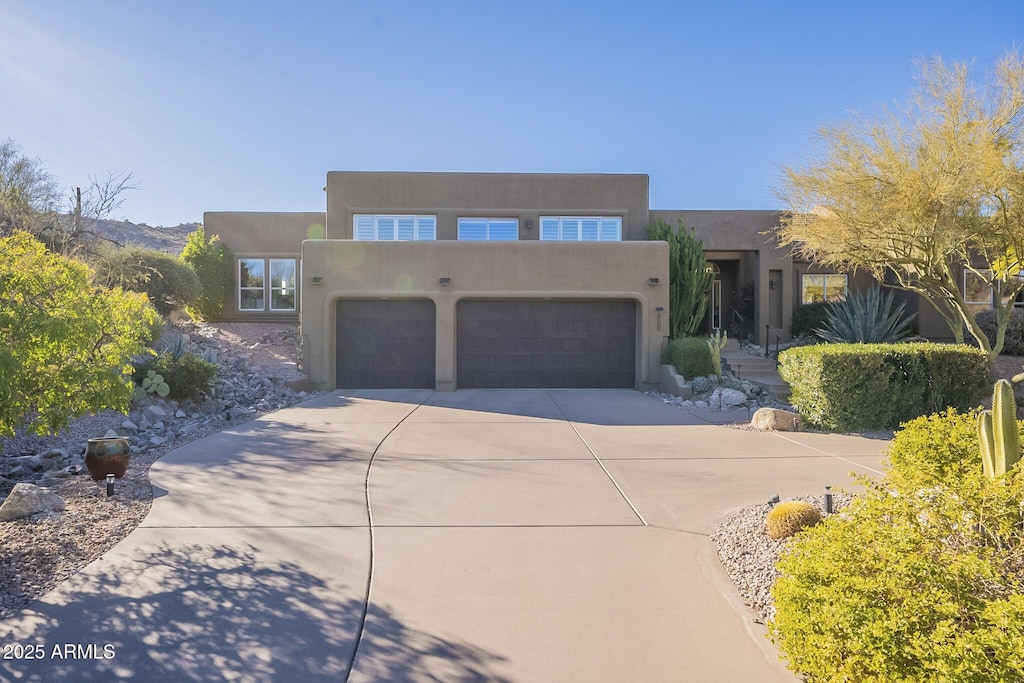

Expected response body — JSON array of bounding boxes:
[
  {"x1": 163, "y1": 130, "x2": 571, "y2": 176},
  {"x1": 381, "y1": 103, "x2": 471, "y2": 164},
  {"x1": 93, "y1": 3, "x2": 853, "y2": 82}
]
[
  {"x1": 766, "y1": 500, "x2": 823, "y2": 540},
  {"x1": 978, "y1": 379, "x2": 1022, "y2": 478}
]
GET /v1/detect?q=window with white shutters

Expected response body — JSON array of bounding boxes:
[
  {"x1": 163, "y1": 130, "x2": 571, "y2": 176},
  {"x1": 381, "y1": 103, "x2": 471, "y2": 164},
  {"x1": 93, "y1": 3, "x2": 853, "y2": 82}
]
[
  {"x1": 539, "y1": 216, "x2": 622, "y2": 241},
  {"x1": 457, "y1": 218, "x2": 519, "y2": 241},
  {"x1": 353, "y1": 215, "x2": 437, "y2": 240}
]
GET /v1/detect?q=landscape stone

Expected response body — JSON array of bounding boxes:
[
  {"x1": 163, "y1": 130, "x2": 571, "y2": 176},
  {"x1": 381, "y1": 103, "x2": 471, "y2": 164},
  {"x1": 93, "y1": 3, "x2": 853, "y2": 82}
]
[
  {"x1": 0, "y1": 483, "x2": 65, "y2": 521},
  {"x1": 751, "y1": 407, "x2": 804, "y2": 431},
  {"x1": 175, "y1": 410, "x2": 186, "y2": 418},
  {"x1": 103, "y1": 429, "x2": 119, "y2": 439},
  {"x1": 121, "y1": 419, "x2": 139, "y2": 431},
  {"x1": 711, "y1": 387, "x2": 749, "y2": 408}
]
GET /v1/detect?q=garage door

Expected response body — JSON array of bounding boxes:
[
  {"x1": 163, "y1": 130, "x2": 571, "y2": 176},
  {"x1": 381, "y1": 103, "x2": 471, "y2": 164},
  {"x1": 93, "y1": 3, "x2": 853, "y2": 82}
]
[
  {"x1": 457, "y1": 299, "x2": 636, "y2": 388},
  {"x1": 336, "y1": 299, "x2": 436, "y2": 389}
]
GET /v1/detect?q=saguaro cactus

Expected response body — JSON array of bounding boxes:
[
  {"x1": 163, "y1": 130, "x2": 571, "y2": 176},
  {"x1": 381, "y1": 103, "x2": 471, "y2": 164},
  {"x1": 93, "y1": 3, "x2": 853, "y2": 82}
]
[{"x1": 978, "y1": 379, "x2": 1021, "y2": 478}]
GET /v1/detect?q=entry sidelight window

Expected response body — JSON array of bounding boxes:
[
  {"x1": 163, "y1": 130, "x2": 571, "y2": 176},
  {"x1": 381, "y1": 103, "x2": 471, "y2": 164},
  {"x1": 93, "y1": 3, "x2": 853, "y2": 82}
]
[
  {"x1": 354, "y1": 215, "x2": 437, "y2": 240},
  {"x1": 539, "y1": 216, "x2": 621, "y2": 241},
  {"x1": 238, "y1": 258, "x2": 297, "y2": 312}
]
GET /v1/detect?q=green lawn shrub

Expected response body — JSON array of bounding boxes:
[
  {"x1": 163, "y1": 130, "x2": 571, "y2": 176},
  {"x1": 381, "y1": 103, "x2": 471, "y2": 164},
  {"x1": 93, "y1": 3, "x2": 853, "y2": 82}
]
[
  {"x1": 790, "y1": 302, "x2": 831, "y2": 338},
  {"x1": 778, "y1": 343, "x2": 990, "y2": 431},
  {"x1": 181, "y1": 226, "x2": 233, "y2": 321},
  {"x1": 92, "y1": 246, "x2": 202, "y2": 315},
  {"x1": 770, "y1": 408, "x2": 1024, "y2": 682},
  {"x1": 134, "y1": 352, "x2": 217, "y2": 400},
  {"x1": 974, "y1": 307, "x2": 1024, "y2": 356},
  {"x1": 662, "y1": 337, "x2": 713, "y2": 379}
]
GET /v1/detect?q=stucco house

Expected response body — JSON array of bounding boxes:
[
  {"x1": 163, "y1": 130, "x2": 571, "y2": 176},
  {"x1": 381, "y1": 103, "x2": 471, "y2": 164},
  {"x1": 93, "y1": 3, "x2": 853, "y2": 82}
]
[{"x1": 204, "y1": 171, "x2": 953, "y2": 393}]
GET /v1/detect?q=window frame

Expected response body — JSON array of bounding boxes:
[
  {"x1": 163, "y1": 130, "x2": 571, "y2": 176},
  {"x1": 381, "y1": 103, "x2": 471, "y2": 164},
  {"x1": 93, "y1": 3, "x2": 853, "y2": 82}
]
[
  {"x1": 353, "y1": 214, "x2": 437, "y2": 241},
  {"x1": 238, "y1": 257, "x2": 298, "y2": 313},
  {"x1": 538, "y1": 216, "x2": 622, "y2": 241},
  {"x1": 963, "y1": 269, "x2": 994, "y2": 305},
  {"x1": 801, "y1": 273, "x2": 848, "y2": 304},
  {"x1": 456, "y1": 217, "x2": 520, "y2": 241}
]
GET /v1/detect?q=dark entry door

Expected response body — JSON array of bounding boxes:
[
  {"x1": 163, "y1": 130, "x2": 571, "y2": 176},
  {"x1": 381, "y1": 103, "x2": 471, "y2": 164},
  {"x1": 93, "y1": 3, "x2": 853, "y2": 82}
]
[
  {"x1": 456, "y1": 299, "x2": 636, "y2": 388},
  {"x1": 336, "y1": 299, "x2": 436, "y2": 389}
]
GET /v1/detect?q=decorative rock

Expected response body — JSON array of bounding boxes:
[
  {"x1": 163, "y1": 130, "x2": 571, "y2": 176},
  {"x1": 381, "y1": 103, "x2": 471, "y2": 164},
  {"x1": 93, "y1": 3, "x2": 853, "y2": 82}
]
[
  {"x1": 149, "y1": 435, "x2": 167, "y2": 446},
  {"x1": 145, "y1": 405, "x2": 168, "y2": 417},
  {"x1": 712, "y1": 387, "x2": 749, "y2": 409},
  {"x1": 103, "y1": 429, "x2": 119, "y2": 439},
  {"x1": 175, "y1": 410, "x2": 186, "y2": 418},
  {"x1": 40, "y1": 448, "x2": 68, "y2": 461},
  {"x1": 751, "y1": 407, "x2": 804, "y2": 431},
  {"x1": 121, "y1": 419, "x2": 139, "y2": 431},
  {"x1": 0, "y1": 483, "x2": 66, "y2": 521},
  {"x1": 152, "y1": 421, "x2": 165, "y2": 431}
]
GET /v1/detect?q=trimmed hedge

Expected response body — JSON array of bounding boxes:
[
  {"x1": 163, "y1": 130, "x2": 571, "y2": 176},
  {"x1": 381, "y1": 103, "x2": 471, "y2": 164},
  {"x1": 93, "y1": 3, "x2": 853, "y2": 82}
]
[
  {"x1": 778, "y1": 343, "x2": 990, "y2": 431},
  {"x1": 661, "y1": 337, "x2": 713, "y2": 379}
]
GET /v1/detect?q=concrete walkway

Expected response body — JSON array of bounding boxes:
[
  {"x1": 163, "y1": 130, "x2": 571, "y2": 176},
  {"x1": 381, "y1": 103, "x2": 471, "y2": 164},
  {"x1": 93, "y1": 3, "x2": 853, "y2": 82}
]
[{"x1": 0, "y1": 390, "x2": 890, "y2": 682}]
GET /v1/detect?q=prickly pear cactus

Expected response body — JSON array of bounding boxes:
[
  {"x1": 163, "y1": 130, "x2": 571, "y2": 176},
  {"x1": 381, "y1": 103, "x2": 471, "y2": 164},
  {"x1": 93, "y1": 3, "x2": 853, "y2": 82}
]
[{"x1": 142, "y1": 370, "x2": 171, "y2": 398}]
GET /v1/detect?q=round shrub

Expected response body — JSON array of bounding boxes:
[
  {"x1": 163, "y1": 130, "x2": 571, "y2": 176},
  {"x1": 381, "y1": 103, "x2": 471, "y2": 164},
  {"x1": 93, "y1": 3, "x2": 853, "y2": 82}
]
[
  {"x1": 771, "y1": 408, "x2": 1024, "y2": 682},
  {"x1": 765, "y1": 500, "x2": 822, "y2": 539},
  {"x1": 661, "y1": 337, "x2": 713, "y2": 379},
  {"x1": 92, "y1": 246, "x2": 201, "y2": 315},
  {"x1": 134, "y1": 352, "x2": 217, "y2": 400},
  {"x1": 689, "y1": 376, "x2": 712, "y2": 394}
]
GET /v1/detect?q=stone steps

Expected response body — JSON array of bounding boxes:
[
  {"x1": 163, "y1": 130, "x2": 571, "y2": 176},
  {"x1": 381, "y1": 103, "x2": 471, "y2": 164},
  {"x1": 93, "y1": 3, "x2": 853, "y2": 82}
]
[{"x1": 719, "y1": 348, "x2": 790, "y2": 401}]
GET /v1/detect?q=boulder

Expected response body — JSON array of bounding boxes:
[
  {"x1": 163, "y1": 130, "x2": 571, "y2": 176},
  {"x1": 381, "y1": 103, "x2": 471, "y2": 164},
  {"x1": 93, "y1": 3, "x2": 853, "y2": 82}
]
[
  {"x1": 103, "y1": 428, "x2": 119, "y2": 439},
  {"x1": 121, "y1": 419, "x2": 139, "y2": 431},
  {"x1": 711, "y1": 387, "x2": 749, "y2": 408},
  {"x1": 751, "y1": 407, "x2": 804, "y2": 431},
  {"x1": 0, "y1": 483, "x2": 65, "y2": 521}
]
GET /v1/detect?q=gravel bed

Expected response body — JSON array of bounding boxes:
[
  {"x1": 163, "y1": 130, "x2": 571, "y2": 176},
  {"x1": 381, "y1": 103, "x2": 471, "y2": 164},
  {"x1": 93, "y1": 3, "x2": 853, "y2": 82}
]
[{"x1": 711, "y1": 492, "x2": 853, "y2": 623}]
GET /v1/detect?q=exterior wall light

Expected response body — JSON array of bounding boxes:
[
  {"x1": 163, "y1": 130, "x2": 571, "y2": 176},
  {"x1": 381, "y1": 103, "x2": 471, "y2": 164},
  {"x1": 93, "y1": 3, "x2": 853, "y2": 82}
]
[
  {"x1": 439, "y1": 277, "x2": 451, "y2": 286},
  {"x1": 311, "y1": 276, "x2": 323, "y2": 285},
  {"x1": 648, "y1": 277, "x2": 661, "y2": 285},
  {"x1": 525, "y1": 219, "x2": 533, "y2": 230}
]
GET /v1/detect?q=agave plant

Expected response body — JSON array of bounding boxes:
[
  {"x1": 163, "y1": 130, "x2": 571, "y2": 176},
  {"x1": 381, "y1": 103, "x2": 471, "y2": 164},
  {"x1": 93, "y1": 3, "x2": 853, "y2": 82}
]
[{"x1": 815, "y1": 284, "x2": 916, "y2": 343}]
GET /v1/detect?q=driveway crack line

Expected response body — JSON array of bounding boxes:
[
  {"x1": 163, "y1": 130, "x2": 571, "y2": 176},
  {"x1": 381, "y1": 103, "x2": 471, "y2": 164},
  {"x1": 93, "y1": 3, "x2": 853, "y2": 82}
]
[
  {"x1": 545, "y1": 391, "x2": 648, "y2": 527},
  {"x1": 344, "y1": 391, "x2": 434, "y2": 682}
]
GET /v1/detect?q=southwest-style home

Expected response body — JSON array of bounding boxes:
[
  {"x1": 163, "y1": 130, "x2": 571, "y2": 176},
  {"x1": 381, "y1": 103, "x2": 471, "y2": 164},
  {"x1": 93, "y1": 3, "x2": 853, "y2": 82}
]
[{"x1": 204, "y1": 171, "x2": 953, "y2": 392}]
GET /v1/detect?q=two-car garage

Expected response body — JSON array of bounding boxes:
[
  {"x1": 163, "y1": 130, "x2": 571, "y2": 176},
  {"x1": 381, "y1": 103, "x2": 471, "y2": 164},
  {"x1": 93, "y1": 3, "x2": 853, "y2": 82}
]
[{"x1": 335, "y1": 298, "x2": 637, "y2": 390}]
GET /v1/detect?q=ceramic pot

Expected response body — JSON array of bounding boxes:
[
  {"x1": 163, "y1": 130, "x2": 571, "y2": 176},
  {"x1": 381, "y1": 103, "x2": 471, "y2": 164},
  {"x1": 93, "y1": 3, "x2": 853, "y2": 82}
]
[{"x1": 85, "y1": 437, "x2": 131, "y2": 481}]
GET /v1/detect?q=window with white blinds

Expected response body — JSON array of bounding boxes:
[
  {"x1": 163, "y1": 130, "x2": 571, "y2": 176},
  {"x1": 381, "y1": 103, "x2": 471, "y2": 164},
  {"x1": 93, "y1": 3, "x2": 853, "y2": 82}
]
[
  {"x1": 539, "y1": 216, "x2": 621, "y2": 241},
  {"x1": 457, "y1": 218, "x2": 519, "y2": 241},
  {"x1": 353, "y1": 215, "x2": 437, "y2": 240}
]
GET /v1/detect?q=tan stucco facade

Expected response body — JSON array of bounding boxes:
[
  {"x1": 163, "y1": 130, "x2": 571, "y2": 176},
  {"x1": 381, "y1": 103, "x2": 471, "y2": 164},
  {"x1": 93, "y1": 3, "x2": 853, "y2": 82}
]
[{"x1": 300, "y1": 240, "x2": 669, "y2": 391}]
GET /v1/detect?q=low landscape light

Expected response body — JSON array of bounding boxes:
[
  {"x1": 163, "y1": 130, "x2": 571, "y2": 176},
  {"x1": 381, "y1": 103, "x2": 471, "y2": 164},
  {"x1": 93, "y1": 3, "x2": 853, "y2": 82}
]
[{"x1": 106, "y1": 474, "x2": 115, "y2": 497}]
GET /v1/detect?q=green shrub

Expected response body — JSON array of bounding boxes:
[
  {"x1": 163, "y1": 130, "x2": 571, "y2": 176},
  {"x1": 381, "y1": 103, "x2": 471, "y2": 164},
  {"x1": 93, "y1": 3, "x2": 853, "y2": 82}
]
[
  {"x1": 771, "y1": 408, "x2": 1024, "y2": 681},
  {"x1": 181, "y1": 226, "x2": 233, "y2": 321},
  {"x1": 135, "y1": 352, "x2": 217, "y2": 400},
  {"x1": 92, "y1": 246, "x2": 201, "y2": 315},
  {"x1": 974, "y1": 307, "x2": 1024, "y2": 356},
  {"x1": 791, "y1": 301, "x2": 831, "y2": 338},
  {"x1": 778, "y1": 343, "x2": 990, "y2": 431},
  {"x1": 662, "y1": 337, "x2": 713, "y2": 379}
]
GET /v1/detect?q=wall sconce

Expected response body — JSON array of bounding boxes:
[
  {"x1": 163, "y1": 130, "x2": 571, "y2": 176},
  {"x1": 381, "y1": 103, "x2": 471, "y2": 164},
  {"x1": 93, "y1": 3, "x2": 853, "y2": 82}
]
[
  {"x1": 525, "y1": 219, "x2": 533, "y2": 230},
  {"x1": 311, "y1": 276, "x2": 323, "y2": 285},
  {"x1": 439, "y1": 277, "x2": 451, "y2": 286},
  {"x1": 769, "y1": 279, "x2": 777, "y2": 289},
  {"x1": 648, "y1": 277, "x2": 661, "y2": 285}
]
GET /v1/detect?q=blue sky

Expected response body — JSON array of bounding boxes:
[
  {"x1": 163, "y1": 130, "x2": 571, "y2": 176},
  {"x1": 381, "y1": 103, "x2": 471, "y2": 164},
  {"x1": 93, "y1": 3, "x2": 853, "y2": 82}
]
[{"x1": 1, "y1": 1, "x2": 1022, "y2": 227}]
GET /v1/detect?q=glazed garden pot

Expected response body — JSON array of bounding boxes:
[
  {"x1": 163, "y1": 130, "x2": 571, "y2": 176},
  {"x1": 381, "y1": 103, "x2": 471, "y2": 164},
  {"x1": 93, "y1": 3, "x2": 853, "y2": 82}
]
[{"x1": 85, "y1": 437, "x2": 131, "y2": 481}]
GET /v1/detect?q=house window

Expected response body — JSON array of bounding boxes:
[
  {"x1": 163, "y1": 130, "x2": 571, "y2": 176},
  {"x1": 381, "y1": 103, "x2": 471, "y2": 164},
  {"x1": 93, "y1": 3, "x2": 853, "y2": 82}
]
[
  {"x1": 353, "y1": 215, "x2": 436, "y2": 240},
  {"x1": 270, "y1": 259, "x2": 296, "y2": 311},
  {"x1": 539, "y1": 216, "x2": 621, "y2": 241},
  {"x1": 457, "y1": 218, "x2": 519, "y2": 241},
  {"x1": 238, "y1": 258, "x2": 297, "y2": 312},
  {"x1": 964, "y1": 270, "x2": 993, "y2": 305},
  {"x1": 802, "y1": 274, "x2": 848, "y2": 304},
  {"x1": 239, "y1": 258, "x2": 265, "y2": 311}
]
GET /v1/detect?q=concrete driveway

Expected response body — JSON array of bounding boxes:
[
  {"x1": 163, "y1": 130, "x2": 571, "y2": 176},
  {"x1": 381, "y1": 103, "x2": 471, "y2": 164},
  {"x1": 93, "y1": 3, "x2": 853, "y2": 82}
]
[{"x1": 0, "y1": 390, "x2": 889, "y2": 682}]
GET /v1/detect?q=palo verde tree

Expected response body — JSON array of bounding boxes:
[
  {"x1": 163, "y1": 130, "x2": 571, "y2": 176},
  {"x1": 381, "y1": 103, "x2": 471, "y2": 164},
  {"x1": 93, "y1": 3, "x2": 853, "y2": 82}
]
[
  {"x1": 775, "y1": 52, "x2": 1024, "y2": 359},
  {"x1": 0, "y1": 139, "x2": 60, "y2": 237},
  {"x1": 0, "y1": 231, "x2": 159, "y2": 435},
  {"x1": 646, "y1": 218, "x2": 714, "y2": 337}
]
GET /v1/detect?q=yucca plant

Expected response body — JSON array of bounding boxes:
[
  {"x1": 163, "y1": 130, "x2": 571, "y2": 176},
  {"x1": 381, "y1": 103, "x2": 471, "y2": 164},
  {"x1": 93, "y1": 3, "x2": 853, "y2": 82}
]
[{"x1": 815, "y1": 284, "x2": 916, "y2": 343}]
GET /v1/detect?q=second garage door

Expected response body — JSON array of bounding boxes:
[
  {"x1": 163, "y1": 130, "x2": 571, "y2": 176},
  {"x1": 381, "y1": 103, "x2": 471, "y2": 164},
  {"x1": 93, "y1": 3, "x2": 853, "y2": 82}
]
[
  {"x1": 457, "y1": 299, "x2": 636, "y2": 388},
  {"x1": 336, "y1": 299, "x2": 436, "y2": 389}
]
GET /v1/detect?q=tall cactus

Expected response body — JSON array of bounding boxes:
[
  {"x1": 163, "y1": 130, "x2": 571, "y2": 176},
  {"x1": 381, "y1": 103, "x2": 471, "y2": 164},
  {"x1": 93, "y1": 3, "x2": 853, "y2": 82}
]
[
  {"x1": 978, "y1": 379, "x2": 1021, "y2": 478},
  {"x1": 707, "y1": 329, "x2": 728, "y2": 380},
  {"x1": 646, "y1": 218, "x2": 713, "y2": 338}
]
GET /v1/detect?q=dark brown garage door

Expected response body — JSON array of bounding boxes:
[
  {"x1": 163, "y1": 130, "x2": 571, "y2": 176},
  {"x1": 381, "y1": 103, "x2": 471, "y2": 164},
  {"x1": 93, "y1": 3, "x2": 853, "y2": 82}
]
[
  {"x1": 336, "y1": 299, "x2": 436, "y2": 389},
  {"x1": 457, "y1": 299, "x2": 636, "y2": 388}
]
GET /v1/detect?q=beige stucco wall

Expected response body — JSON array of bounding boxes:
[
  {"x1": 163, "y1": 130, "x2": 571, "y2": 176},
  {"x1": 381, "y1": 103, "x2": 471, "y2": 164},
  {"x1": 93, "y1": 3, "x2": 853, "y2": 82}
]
[
  {"x1": 204, "y1": 211, "x2": 326, "y2": 321},
  {"x1": 326, "y1": 171, "x2": 651, "y2": 241},
  {"x1": 300, "y1": 240, "x2": 670, "y2": 391}
]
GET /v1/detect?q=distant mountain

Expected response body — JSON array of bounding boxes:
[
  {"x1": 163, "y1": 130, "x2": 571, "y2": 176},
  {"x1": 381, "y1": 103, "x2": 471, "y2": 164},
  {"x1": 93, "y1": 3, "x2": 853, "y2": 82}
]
[{"x1": 59, "y1": 217, "x2": 199, "y2": 255}]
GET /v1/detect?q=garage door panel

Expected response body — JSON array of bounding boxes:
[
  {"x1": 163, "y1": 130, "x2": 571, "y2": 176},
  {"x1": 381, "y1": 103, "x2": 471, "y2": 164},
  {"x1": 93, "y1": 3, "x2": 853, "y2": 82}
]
[
  {"x1": 457, "y1": 299, "x2": 636, "y2": 389},
  {"x1": 336, "y1": 299, "x2": 436, "y2": 389}
]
